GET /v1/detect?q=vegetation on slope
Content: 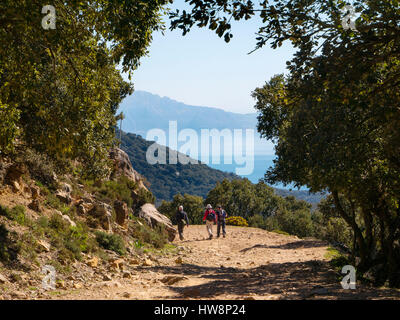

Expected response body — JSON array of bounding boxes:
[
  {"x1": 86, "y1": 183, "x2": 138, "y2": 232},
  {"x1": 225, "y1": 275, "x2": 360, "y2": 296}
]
[{"x1": 119, "y1": 131, "x2": 238, "y2": 201}]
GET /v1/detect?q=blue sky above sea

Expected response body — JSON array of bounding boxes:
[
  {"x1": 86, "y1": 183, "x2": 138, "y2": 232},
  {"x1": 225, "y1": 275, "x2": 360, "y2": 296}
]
[{"x1": 118, "y1": 0, "x2": 306, "y2": 190}]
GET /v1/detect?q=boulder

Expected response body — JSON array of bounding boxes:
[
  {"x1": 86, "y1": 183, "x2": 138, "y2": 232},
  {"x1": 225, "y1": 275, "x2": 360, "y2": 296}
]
[
  {"x1": 55, "y1": 183, "x2": 73, "y2": 204},
  {"x1": 54, "y1": 211, "x2": 77, "y2": 227},
  {"x1": 28, "y1": 199, "x2": 42, "y2": 212},
  {"x1": 30, "y1": 186, "x2": 40, "y2": 199},
  {"x1": 77, "y1": 203, "x2": 87, "y2": 215},
  {"x1": 137, "y1": 203, "x2": 176, "y2": 242},
  {"x1": 75, "y1": 197, "x2": 94, "y2": 215},
  {"x1": 62, "y1": 214, "x2": 76, "y2": 228},
  {"x1": 114, "y1": 200, "x2": 129, "y2": 227},
  {"x1": 60, "y1": 182, "x2": 72, "y2": 194},
  {"x1": 86, "y1": 256, "x2": 99, "y2": 268},
  {"x1": 88, "y1": 202, "x2": 112, "y2": 232},
  {"x1": 109, "y1": 258, "x2": 124, "y2": 271},
  {"x1": 5, "y1": 163, "x2": 27, "y2": 192},
  {"x1": 109, "y1": 148, "x2": 147, "y2": 190},
  {"x1": 56, "y1": 191, "x2": 72, "y2": 204}
]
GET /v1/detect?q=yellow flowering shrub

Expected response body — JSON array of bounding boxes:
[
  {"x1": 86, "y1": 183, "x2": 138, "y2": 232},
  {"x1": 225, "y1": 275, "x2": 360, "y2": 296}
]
[{"x1": 225, "y1": 216, "x2": 248, "y2": 227}]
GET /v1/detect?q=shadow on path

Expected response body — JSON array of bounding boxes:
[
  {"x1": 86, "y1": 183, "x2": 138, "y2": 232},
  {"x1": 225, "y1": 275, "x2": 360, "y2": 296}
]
[
  {"x1": 239, "y1": 240, "x2": 328, "y2": 253},
  {"x1": 138, "y1": 260, "x2": 400, "y2": 300}
]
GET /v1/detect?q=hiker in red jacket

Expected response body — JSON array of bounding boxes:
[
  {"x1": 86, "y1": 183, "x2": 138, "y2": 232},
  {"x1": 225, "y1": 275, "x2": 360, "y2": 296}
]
[{"x1": 203, "y1": 204, "x2": 216, "y2": 240}]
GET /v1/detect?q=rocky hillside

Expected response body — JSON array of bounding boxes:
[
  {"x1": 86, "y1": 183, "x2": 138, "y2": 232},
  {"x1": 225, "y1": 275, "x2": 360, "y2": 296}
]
[
  {"x1": 120, "y1": 131, "x2": 239, "y2": 202},
  {"x1": 0, "y1": 147, "x2": 179, "y2": 299}
]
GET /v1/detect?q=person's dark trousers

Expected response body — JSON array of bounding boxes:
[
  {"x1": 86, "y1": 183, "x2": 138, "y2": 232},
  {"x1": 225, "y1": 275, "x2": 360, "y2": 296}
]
[
  {"x1": 177, "y1": 222, "x2": 185, "y2": 240},
  {"x1": 217, "y1": 221, "x2": 226, "y2": 237}
]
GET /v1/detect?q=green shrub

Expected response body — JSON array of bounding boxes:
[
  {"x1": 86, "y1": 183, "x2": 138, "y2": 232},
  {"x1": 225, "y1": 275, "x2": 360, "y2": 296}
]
[
  {"x1": 129, "y1": 218, "x2": 168, "y2": 249},
  {"x1": 95, "y1": 231, "x2": 126, "y2": 255},
  {"x1": 68, "y1": 223, "x2": 97, "y2": 254},
  {"x1": 158, "y1": 193, "x2": 204, "y2": 225},
  {"x1": 18, "y1": 148, "x2": 58, "y2": 188},
  {"x1": 134, "y1": 188, "x2": 155, "y2": 209},
  {"x1": 82, "y1": 176, "x2": 155, "y2": 212},
  {"x1": 274, "y1": 209, "x2": 314, "y2": 238},
  {"x1": 0, "y1": 205, "x2": 28, "y2": 225},
  {"x1": 43, "y1": 192, "x2": 70, "y2": 213},
  {"x1": 226, "y1": 216, "x2": 248, "y2": 227},
  {"x1": 316, "y1": 217, "x2": 352, "y2": 248},
  {"x1": 49, "y1": 214, "x2": 68, "y2": 233},
  {"x1": 0, "y1": 224, "x2": 20, "y2": 262},
  {"x1": 271, "y1": 229, "x2": 290, "y2": 236},
  {"x1": 32, "y1": 214, "x2": 97, "y2": 262},
  {"x1": 248, "y1": 214, "x2": 266, "y2": 229},
  {"x1": 11, "y1": 205, "x2": 27, "y2": 225}
]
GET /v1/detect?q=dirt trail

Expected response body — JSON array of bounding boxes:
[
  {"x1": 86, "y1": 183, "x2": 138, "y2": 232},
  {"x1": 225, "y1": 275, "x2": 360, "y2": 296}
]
[{"x1": 53, "y1": 226, "x2": 400, "y2": 300}]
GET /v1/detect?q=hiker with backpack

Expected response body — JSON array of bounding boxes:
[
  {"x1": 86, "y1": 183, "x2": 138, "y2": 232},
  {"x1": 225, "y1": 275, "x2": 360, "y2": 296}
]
[
  {"x1": 215, "y1": 205, "x2": 228, "y2": 238},
  {"x1": 176, "y1": 205, "x2": 189, "y2": 241},
  {"x1": 203, "y1": 204, "x2": 216, "y2": 239}
]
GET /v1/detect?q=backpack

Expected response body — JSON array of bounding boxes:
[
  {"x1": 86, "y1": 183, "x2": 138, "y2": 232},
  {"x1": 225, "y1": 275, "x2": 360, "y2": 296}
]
[
  {"x1": 206, "y1": 211, "x2": 215, "y2": 221},
  {"x1": 176, "y1": 210, "x2": 186, "y2": 224},
  {"x1": 217, "y1": 209, "x2": 226, "y2": 220}
]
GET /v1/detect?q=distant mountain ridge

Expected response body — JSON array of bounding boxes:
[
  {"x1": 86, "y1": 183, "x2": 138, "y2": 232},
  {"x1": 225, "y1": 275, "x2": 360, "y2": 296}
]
[
  {"x1": 118, "y1": 90, "x2": 274, "y2": 156},
  {"x1": 119, "y1": 91, "x2": 256, "y2": 135}
]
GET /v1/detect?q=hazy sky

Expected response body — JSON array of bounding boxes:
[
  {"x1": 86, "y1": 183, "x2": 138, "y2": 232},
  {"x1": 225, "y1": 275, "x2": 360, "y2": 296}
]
[{"x1": 122, "y1": 0, "x2": 295, "y2": 114}]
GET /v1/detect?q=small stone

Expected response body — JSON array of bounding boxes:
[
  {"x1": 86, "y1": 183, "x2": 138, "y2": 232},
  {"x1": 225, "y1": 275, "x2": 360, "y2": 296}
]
[
  {"x1": 73, "y1": 283, "x2": 83, "y2": 289},
  {"x1": 129, "y1": 258, "x2": 140, "y2": 265},
  {"x1": 103, "y1": 274, "x2": 112, "y2": 281},
  {"x1": 122, "y1": 292, "x2": 131, "y2": 298},
  {"x1": 161, "y1": 276, "x2": 187, "y2": 285},
  {"x1": 37, "y1": 240, "x2": 51, "y2": 252},
  {"x1": 110, "y1": 258, "x2": 124, "y2": 271},
  {"x1": 87, "y1": 256, "x2": 99, "y2": 268},
  {"x1": 175, "y1": 257, "x2": 183, "y2": 264},
  {"x1": 62, "y1": 215, "x2": 76, "y2": 227},
  {"x1": 28, "y1": 199, "x2": 42, "y2": 212},
  {"x1": 11, "y1": 291, "x2": 27, "y2": 299},
  {"x1": 0, "y1": 274, "x2": 8, "y2": 284},
  {"x1": 142, "y1": 259, "x2": 153, "y2": 267},
  {"x1": 31, "y1": 186, "x2": 40, "y2": 199},
  {"x1": 122, "y1": 272, "x2": 132, "y2": 279}
]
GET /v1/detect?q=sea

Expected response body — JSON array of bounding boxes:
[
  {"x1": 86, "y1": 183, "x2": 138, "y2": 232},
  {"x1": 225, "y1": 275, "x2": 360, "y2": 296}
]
[{"x1": 204, "y1": 154, "x2": 308, "y2": 191}]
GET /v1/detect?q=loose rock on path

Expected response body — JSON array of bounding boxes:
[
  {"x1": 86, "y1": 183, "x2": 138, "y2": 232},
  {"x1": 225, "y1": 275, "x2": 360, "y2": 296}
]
[{"x1": 47, "y1": 226, "x2": 400, "y2": 300}]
